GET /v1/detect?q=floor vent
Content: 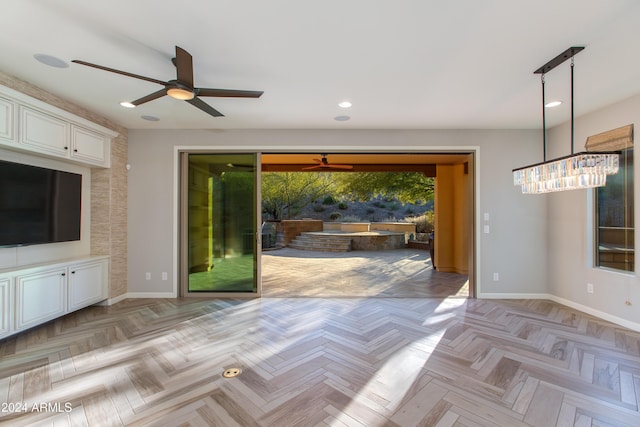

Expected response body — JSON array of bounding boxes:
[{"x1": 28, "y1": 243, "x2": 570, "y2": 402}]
[{"x1": 222, "y1": 368, "x2": 242, "y2": 378}]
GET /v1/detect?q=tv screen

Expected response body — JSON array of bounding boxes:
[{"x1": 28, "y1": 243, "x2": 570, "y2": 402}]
[{"x1": 0, "y1": 160, "x2": 82, "y2": 247}]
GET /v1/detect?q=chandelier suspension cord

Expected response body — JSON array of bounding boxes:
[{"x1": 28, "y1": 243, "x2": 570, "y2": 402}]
[
  {"x1": 570, "y1": 56, "x2": 575, "y2": 154},
  {"x1": 541, "y1": 73, "x2": 546, "y2": 162}
]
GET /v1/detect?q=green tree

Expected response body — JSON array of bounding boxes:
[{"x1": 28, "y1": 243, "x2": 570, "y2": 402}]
[
  {"x1": 262, "y1": 172, "x2": 336, "y2": 219},
  {"x1": 335, "y1": 172, "x2": 434, "y2": 203}
]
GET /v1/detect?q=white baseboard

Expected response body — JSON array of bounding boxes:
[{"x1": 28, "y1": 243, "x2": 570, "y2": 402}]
[
  {"x1": 477, "y1": 292, "x2": 549, "y2": 300},
  {"x1": 479, "y1": 292, "x2": 640, "y2": 332}
]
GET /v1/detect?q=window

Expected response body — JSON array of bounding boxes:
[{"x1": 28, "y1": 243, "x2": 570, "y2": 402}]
[{"x1": 595, "y1": 147, "x2": 634, "y2": 271}]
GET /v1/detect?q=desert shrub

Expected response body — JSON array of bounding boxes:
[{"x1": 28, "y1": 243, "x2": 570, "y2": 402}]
[
  {"x1": 366, "y1": 207, "x2": 375, "y2": 214},
  {"x1": 404, "y1": 211, "x2": 434, "y2": 233},
  {"x1": 329, "y1": 212, "x2": 342, "y2": 220},
  {"x1": 322, "y1": 195, "x2": 337, "y2": 205},
  {"x1": 338, "y1": 202, "x2": 348, "y2": 210}
]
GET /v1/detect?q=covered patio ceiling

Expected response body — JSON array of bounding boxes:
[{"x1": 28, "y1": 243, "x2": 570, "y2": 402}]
[{"x1": 261, "y1": 152, "x2": 471, "y2": 174}]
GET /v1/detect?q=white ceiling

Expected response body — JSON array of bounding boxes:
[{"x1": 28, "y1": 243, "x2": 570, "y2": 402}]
[{"x1": 1, "y1": 0, "x2": 639, "y2": 131}]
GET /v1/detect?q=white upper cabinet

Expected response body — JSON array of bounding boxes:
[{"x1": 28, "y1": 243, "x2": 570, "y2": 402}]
[
  {"x1": 0, "y1": 84, "x2": 117, "y2": 168},
  {"x1": 70, "y1": 125, "x2": 109, "y2": 166},
  {"x1": 20, "y1": 106, "x2": 70, "y2": 157},
  {"x1": 0, "y1": 96, "x2": 14, "y2": 143}
]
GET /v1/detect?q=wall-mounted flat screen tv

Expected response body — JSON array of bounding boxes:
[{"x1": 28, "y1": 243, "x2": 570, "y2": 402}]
[{"x1": 0, "y1": 160, "x2": 82, "y2": 247}]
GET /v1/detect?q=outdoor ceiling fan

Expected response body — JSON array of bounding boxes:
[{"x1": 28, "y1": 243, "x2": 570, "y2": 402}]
[
  {"x1": 72, "y1": 45, "x2": 263, "y2": 118},
  {"x1": 302, "y1": 154, "x2": 353, "y2": 170}
]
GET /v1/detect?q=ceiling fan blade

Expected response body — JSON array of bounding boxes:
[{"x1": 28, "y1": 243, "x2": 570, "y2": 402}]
[
  {"x1": 71, "y1": 60, "x2": 167, "y2": 86},
  {"x1": 327, "y1": 164, "x2": 354, "y2": 170},
  {"x1": 130, "y1": 88, "x2": 167, "y2": 106},
  {"x1": 196, "y1": 88, "x2": 264, "y2": 98},
  {"x1": 301, "y1": 165, "x2": 322, "y2": 171},
  {"x1": 174, "y1": 46, "x2": 194, "y2": 88},
  {"x1": 186, "y1": 96, "x2": 224, "y2": 117}
]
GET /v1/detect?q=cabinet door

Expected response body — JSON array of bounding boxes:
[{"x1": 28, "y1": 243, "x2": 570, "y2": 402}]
[
  {"x1": 71, "y1": 125, "x2": 107, "y2": 166},
  {"x1": 68, "y1": 260, "x2": 107, "y2": 311},
  {"x1": 15, "y1": 268, "x2": 67, "y2": 331},
  {"x1": 0, "y1": 277, "x2": 11, "y2": 338},
  {"x1": 0, "y1": 96, "x2": 14, "y2": 144},
  {"x1": 20, "y1": 106, "x2": 70, "y2": 157}
]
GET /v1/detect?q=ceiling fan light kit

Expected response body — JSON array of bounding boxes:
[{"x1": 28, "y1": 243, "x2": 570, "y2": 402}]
[
  {"x1": 167, "y1": 86, "x2": 195, "y2": 101},
  {"x1": 72, "y1": 45, "x2": 263, "y2": 118},
  {"x1": 513, "y1": 46, "x2": 619, "y2": 194}
]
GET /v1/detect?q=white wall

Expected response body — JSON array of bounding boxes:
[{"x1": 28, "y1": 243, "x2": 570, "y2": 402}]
[
  {"x1": 547, "y1": 93, "x2": 640, "y2": 329},
  {"x1": 0, "y1": 148, "x2": 92, "y2": 269},
  {"x1": 127, "y1": 128, "x2": 545, "y2": 297}
]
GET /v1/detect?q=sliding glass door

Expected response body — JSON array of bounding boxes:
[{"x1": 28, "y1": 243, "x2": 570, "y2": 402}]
[{"x1": 180, "y1": 152, "x2": 260, "y2": 296}]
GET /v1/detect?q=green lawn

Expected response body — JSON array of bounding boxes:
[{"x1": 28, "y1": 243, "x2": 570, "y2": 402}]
[{"x1": 188, "y1": 254, "x2": 255, "y2": 292}]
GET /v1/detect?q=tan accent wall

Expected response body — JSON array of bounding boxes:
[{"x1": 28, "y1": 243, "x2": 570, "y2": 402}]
[
  {"x1": 0, "y1": 71, "x2": 128, "y2": 299},
  {"x1": 434, "y1": 163, "x2": 470, "y2": 274}
]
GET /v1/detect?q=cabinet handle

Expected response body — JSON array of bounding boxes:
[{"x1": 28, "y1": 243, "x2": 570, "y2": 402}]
[
  {"x1": 64, "y1": 146, "x2": 68, "y2": 150},
  {"x1": 73, "y1": 149, "x2": 78, "y2": 152},
  {"x1": 71, "y1": 271, "x2": 76, "y2": 274},
  {"x1": 61, "y1": 272, "x2": 66, "y2": 277}
]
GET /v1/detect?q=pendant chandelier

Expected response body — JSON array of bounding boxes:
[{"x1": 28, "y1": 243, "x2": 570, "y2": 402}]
[{"x1": 513, "y1": 47, "x2": 619, "y2": 194}]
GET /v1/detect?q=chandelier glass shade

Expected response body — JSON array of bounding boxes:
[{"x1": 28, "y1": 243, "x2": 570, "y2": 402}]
[{"x1": 513, "y1": 151, "x2": 619, "y2": 194}]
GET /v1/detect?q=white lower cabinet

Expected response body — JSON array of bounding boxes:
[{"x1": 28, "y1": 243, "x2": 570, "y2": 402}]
[
  {"x1": 68, "y1": 260, "x2": 107, "y2": 312},
  {"x1": 0, "y1": 276, "x2": 11, "y2": 339},
  {"x1": 15, "y1": 267, "x2": 67, "y2": 331},
  {"x1": 2, "y1": 256, "x2": 108, "y2": 338}
]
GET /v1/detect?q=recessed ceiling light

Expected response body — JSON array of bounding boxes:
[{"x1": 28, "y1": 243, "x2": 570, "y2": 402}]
[
  {"x1": 338, "y1": 101, "x2": 352, "y2": 108},
  {"x1": 120, "y1": 101, "x2": 136, "y2": 108},
  {"x1": 545, "y1": 100, "x2": 562, "y2": 108},
  {"x1": 141, "y1": 115, "x2": 160, "y2": 122},
  {"x1": 334, "y1": 115, "x2": 350, "y2": 121},
  {"x1": 33, "y1": 53, "x2": 68, "y2": 68}
]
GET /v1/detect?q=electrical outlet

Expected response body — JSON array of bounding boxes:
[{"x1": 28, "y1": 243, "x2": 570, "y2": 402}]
[
  {"x1": 493, "y1": 272, "x2": 499, "y2": 281},
  {"x1": 145, "y1": 272, "x2": 151, "y2": 280},
  {"x1": 162, "y1": 272, "x2": 168, "y2": 281},
  {"x1": 587, "y1": 283, "x2": 594, "y2": 294},
  {"x1": 484, "y1": 225, "x2": 490, "y2": 234}
]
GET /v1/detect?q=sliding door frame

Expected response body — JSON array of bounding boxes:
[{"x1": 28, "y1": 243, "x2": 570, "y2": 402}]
[
  {"x1": 173, "y1": 145, "x2": 480, "y2": 299},
  {"x1": 177, "y1": 150, "x2": 262, "y2": 298}
]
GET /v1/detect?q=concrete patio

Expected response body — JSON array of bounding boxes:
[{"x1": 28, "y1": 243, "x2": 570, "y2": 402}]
[{"x1": 261, "y1": 247, "x2": 469, "y2": 298}]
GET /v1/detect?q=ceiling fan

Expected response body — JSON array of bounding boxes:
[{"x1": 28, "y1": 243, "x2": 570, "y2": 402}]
[
  {"x1": 302, "y1": 154, "x2": 354, "y2": 170},
  {"x1": 72, "y1": 46, "x2": 263, "y2": 117}
]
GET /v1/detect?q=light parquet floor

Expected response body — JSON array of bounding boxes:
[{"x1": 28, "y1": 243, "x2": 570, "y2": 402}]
[{"x1": 2, "y1": 296, "x2": 640, "y2": 426}]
